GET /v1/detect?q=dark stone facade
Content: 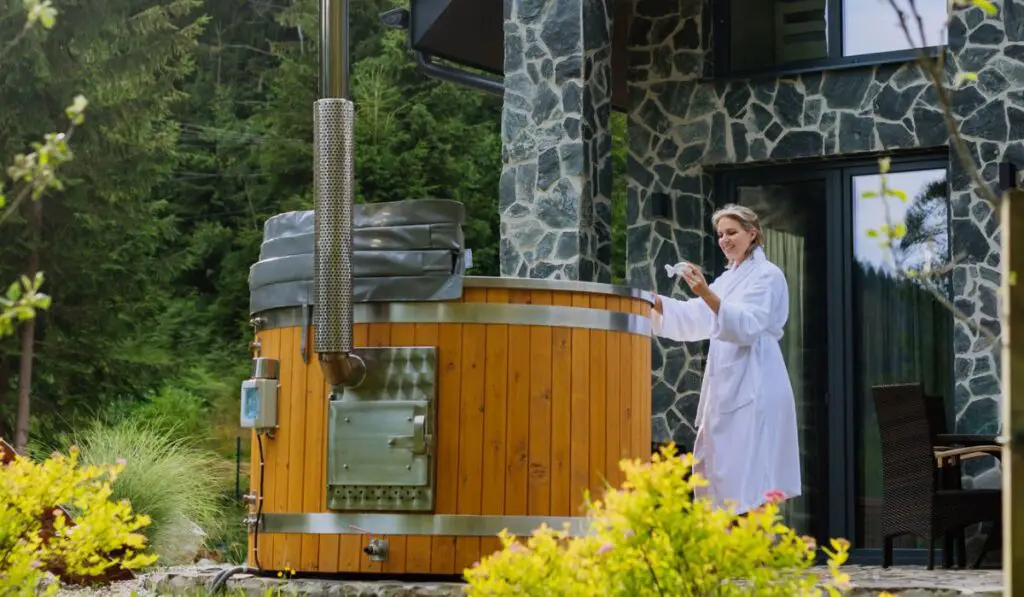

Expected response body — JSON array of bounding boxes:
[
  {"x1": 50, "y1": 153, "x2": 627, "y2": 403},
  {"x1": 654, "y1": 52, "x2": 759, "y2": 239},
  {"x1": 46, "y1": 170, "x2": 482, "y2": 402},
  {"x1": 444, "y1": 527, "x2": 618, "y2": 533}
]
[
  {"x1": 624, "y1": 0, "x2": 1012, "y2": 490},
  {"x1": 499, "y1": 0, "x2": 615, "y2": 282}
]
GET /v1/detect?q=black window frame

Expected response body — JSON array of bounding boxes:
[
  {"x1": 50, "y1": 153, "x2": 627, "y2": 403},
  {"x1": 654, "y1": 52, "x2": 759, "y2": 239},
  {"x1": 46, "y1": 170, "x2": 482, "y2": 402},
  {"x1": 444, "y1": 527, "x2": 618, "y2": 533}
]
[
  {"x1": 708, "y1": 0, "x2": 944, "y2": 81},
  {"x1": 712, "y1": 151, "x2": 956, "y2": 566}
]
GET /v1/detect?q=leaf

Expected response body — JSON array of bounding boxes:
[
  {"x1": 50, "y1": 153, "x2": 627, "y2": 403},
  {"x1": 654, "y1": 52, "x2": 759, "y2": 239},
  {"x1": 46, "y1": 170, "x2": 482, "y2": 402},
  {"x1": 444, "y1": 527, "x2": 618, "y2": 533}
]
[
  {"x1": 954, "y1": 72, "x2": 979, "y2": 88},
  {"x1": 1010, "y1": 270, "x2": 1018, "y2": 286},
  {"x1": 888, "y1": 189, "x2": 909, "y2": 202},
  {"x1": 861, "y1": 190, "x2": 878, "y2": 199},
  {"x1": 971, "y1": 0, "x2": 999, "y2": 15},
  {"x1": 866, "y1": 229, "x2": 879, "y2": 238},
  {"x1": 66, "y1": 95, "x2": 89, "y2": 125},
  {"x1": 878, "y1": 157, "x2": 892, "y2": 174}
]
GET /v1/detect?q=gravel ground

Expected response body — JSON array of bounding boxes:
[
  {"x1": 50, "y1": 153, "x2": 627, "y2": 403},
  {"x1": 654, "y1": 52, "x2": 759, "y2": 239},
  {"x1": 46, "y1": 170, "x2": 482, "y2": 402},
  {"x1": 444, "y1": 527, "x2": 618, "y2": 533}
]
[{"x1": 48, "y1": 563, "x2": 1005, "y2": 596}]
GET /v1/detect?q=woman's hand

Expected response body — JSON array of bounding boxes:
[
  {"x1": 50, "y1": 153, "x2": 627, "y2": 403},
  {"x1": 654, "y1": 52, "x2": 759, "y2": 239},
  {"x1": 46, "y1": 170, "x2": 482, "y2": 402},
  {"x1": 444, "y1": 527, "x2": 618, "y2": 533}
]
[{"x1": 682, "y1": 266, "x2": 710, "y2": 298}]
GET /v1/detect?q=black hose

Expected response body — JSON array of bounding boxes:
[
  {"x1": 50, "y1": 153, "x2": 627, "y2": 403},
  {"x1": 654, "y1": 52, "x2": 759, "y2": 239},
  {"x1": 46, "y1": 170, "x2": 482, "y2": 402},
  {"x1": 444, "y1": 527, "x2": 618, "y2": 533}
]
[
  {"x1": 208, "y1": 565, "x2": 249, "y2": 593},
  {"x1": 254, "y1": 432, "x2": 265, "y2": 570},
  {"x1": 210, "y1": 433, "x2": 266, "y2": 594}
]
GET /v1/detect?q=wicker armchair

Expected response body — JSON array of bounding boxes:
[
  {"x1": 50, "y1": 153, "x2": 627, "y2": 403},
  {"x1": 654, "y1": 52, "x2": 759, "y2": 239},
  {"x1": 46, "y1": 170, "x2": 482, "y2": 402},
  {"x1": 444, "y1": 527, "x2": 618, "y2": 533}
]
[{"x1": 872, "y1": 383, "x2": 1001, "y2": 569}]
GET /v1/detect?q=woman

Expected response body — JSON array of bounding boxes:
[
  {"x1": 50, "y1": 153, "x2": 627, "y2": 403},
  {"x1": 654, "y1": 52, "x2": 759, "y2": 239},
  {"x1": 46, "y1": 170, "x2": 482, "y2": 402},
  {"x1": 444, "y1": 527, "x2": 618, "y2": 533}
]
[{"x1": 651, "y1": 204, "x2": 801, "y2": 516}]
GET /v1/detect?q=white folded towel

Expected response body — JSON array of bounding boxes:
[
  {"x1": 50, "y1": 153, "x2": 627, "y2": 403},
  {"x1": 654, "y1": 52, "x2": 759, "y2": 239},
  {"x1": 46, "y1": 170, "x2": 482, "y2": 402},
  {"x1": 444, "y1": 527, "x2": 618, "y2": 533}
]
[{"x1": 664, "y1": 261, "x2": 694, "y2": 278}]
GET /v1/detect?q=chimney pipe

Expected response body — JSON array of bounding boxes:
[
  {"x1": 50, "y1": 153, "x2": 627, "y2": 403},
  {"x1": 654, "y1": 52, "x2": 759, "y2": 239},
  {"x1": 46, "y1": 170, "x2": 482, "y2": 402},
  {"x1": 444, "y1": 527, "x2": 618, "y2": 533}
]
[{"x1": 314, "y1": 0, "x2": 364, "y2": 388}]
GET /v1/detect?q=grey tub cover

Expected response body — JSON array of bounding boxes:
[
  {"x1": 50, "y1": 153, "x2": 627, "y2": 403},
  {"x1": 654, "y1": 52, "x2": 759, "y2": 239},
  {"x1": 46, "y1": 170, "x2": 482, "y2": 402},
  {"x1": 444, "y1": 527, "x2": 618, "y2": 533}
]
[{"x1": 249, "y1": 198, "x2": 467, "y2": 314}]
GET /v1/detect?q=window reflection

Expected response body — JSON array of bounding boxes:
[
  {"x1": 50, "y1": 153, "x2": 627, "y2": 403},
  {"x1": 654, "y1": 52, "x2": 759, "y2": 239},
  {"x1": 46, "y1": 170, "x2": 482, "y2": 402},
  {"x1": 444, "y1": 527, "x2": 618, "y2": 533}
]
[
  {"x1": 843, "y1": 0, "x2": 948, "y2": 56},
  {"x1": 724, "y1": 0, "x2": 948, "y2": 74},
  {"x1": 852, "y1": 168, "x2": 954, "y2": 549}
]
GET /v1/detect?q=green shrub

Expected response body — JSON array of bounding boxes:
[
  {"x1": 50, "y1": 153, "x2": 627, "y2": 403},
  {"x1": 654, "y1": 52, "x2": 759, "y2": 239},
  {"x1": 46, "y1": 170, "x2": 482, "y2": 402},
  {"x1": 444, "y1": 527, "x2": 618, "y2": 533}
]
[
  {"x1": 0, "y1": 445, "x2": 157, "y2": 596},
  {"x1": 466, "y1": 445, "x2": 851, "y2": 596},
  {"x1": 96, "y1": 364, "x2": 250, "y2": 460},
  {"x1": 46, "y1": 419, "x2": 232, "y2": 566}
]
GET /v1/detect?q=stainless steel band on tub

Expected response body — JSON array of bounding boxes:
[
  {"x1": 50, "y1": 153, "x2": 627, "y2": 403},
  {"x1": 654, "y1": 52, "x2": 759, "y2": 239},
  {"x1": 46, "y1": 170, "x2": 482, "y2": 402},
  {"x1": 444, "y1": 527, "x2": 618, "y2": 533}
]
[
  {"x1": 254, "y1": 303, "x2": 652, "y2": 336},
  {"x1": 258, "y1": 513, "x2": 591, "y2": 537},
  {"x1": 462, "y1": 276, "x2": 657, "y2": 305}
]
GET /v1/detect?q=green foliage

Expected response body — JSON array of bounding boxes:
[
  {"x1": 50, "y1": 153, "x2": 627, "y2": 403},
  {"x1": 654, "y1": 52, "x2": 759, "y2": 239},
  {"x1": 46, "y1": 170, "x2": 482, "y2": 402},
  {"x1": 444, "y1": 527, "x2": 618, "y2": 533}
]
[
  {"x1": 0, "y1": 0, "x2": 207, "y2": 439},
  {"x1": 0, "y1": 445, "x2": 157, "y2": 595},
  {"x1": 43, "y1": 419, "x2": 231, "y2": 566},
  {"x1": 466, "y1": 445, "x2": 851, "y2": 596},
  {"x1": 0, "y1": 0, "x2": 88, "y2": 344},
  {"x1": 0, "y1": 273, "x2": 50, "y2": 339}
]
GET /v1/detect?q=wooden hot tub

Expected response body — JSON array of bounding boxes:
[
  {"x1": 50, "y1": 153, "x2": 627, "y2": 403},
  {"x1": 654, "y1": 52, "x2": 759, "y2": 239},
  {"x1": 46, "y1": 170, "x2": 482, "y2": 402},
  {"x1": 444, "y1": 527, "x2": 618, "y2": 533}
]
[{"x1": 245, "y1": 275, "x2": 653, "y2": 575}]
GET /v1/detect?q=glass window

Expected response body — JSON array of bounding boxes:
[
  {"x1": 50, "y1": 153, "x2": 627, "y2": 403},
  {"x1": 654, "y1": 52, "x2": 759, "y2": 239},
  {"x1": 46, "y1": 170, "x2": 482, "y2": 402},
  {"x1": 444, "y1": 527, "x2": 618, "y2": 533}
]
[
  {"x1": 724, "y1": 0, "x2": 948, "y2": 74},
  {"x1": 843, "y1": 0, "x2": 948, "y2": 57},
  {"x1": 851, "y1": 168, "x2": 954, "y2": 549}
]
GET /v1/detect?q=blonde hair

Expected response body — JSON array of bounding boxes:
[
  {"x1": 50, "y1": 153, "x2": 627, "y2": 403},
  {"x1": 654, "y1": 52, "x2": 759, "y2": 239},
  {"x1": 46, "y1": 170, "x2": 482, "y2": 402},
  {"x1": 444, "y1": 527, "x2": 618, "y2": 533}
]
[{"x1": 711, "y1": 204, "x2": 764, "y2": 263}]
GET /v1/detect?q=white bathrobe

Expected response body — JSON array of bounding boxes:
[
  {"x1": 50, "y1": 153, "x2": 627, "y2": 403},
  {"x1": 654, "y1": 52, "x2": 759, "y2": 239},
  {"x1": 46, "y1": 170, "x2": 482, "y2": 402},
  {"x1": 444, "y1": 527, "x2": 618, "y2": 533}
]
[{"x1": 652, "y1": 247, "x2": 802, "y2": 514}]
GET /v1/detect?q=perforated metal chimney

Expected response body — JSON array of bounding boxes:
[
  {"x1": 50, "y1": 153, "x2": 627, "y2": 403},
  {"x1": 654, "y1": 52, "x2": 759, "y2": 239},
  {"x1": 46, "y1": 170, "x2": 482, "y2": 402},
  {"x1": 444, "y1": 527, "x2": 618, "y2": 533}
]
[{"x1": 314, "y1": 0, "x2": 363, "y2": 388}]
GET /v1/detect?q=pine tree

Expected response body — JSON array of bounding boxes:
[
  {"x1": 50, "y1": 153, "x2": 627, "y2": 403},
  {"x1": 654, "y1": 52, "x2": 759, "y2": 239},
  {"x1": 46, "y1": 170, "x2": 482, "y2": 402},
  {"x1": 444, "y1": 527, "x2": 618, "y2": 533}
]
[{"x1": 0, "y1": 0, "x2": 206, "y2": 443}]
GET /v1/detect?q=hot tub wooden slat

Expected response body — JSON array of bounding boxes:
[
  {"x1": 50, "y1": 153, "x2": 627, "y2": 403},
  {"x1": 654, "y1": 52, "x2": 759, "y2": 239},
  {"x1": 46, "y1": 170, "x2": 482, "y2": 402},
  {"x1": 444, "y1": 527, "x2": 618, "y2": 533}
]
[
  {"x1": 431, "y1": 322, "x2": 461, "y2": 575},
  {"x1": 455, "y1": 295, "x2": 486, "y2": 573},
  {"x1": 527, "y1": 290, "x2": 552, "y2": 518},
  {"x1": 620, "y1": 330, "x2": 633, "y2": 466},
  {"x1": 605, "y1": 316, "x2": 622, "y2": 489},
  {"x1": 287, "y1": 326, "x2": 308, "y2": 570},
  {"x1": 570, "y1": 292, "x2": 590, "y2": 515},
  {"x1": 506, "y1": 288, "x2": 532, "y2": 521},
  {"x1": 550, "y1": 291, "x2": 572, "y2": 517},
  {"x1": 274, "y1": 328, "x2": 295, "y2": 570},
  {"x1": 589, "y1": 295, "x2": 607, "y2": 500},
  {"x1": 248, "y1": 286, "x2": 652, "y2": 575},
  {"x1": 480, "y1": 289, "x2": 509, "y2": 560}
]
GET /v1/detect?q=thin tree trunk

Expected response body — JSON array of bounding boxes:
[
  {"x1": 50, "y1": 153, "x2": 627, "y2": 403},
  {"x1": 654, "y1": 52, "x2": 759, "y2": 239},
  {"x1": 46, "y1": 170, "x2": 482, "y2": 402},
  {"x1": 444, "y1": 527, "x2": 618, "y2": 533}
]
[
  {"x1": 0, "y1": 357, "x2": 10, "y2": 442},
  {"x1": 14, "y1": 199, "x2": 42, "y2": 453}
]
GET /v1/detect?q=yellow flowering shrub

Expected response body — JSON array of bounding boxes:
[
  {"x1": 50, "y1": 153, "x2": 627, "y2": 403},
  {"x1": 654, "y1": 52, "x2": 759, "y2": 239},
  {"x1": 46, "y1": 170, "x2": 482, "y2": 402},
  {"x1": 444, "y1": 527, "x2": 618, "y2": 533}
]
[
  {"x1": 466, "y1": 445, "x2": 852, "y2": 596},
  {"x1": 0, "y1": 444, "x2": 158, "y2": 595}
]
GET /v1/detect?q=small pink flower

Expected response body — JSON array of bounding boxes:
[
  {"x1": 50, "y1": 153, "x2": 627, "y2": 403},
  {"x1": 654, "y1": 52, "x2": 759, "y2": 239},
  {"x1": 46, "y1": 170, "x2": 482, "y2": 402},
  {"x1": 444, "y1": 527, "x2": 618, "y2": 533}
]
[
  {"x1": 597, "y1": 542, "x2": 614, "y2": 554},
  {"x1": 116, "y1": 457, "x2": 127, "y2": 466},
  {"x1": 764, "y1": 489, "x2": 786, "y2": 503}
]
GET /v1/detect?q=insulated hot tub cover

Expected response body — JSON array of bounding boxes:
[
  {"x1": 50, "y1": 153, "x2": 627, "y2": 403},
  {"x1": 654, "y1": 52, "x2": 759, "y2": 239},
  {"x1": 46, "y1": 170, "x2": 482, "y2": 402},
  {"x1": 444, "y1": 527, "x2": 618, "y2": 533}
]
[{"x1": 248, "y1": 198, "x2": 467, "y2": 313}]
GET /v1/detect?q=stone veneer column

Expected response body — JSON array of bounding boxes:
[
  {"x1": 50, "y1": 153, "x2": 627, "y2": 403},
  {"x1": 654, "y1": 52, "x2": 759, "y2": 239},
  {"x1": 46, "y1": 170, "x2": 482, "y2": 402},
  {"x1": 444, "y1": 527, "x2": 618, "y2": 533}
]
[
  {"x1": 626, "y1": 0, "x2": 1017, "y2": 475},
  {"x1": 499, "y1": 0, "x2": 614, "y2": 282}
]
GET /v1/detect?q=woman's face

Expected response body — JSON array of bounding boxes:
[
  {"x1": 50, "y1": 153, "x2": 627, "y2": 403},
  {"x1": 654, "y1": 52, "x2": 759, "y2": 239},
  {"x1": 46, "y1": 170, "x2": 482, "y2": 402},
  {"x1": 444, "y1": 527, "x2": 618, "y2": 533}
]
[{"x1": 717, "y1": 216, "x2": 756, "y2": 263}]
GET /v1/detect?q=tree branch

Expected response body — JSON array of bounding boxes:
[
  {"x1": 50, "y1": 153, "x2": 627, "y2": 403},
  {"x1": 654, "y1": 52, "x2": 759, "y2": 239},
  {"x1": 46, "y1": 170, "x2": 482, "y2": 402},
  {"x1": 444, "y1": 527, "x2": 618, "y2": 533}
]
[{"x1": 872, "y1": 0, "x2": 1005, "y2": 349}]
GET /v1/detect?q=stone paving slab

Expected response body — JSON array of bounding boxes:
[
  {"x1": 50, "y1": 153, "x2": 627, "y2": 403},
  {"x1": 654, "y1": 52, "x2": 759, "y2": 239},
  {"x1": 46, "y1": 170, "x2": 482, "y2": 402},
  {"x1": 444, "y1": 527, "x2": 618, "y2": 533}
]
[{"x1": 130, "y1": 564, "x2": 1004, "y2": 596}]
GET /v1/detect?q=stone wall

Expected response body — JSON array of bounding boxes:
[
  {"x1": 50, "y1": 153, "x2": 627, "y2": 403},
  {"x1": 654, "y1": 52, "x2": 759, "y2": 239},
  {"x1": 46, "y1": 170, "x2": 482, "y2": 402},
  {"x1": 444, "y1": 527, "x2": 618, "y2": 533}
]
[
  {"x1": 499, "y1": 0, "x2": 615, "y2": 282},
  {"x1": 625, "y1": 0, "x2": 1016, "y2": 479}
]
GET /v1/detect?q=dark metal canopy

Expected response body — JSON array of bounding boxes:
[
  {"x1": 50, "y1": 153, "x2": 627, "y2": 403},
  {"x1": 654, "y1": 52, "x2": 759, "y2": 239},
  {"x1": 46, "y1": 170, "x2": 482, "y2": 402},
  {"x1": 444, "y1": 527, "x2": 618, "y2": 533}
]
[{"x1": 398, "y1": 0, "x2": 631, "y2": 111}]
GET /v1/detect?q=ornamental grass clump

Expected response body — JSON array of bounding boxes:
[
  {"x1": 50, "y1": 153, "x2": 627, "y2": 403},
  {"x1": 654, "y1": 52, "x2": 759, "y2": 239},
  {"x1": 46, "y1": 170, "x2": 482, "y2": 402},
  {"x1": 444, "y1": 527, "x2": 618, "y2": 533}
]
[
  {"x1": 51, "y1": 419, "x2": 231, "y2": 565},
  {"x1": 0, "y1": 445, "x2": 157, "y2": 596},
  {"x1": 466, "y1": 444, "x2": 852, "y2": 596}
]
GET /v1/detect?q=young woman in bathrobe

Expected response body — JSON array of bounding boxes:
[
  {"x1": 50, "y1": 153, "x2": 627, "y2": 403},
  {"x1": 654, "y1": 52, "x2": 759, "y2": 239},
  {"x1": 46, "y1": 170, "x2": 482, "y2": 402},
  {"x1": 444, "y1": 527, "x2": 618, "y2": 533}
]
[{"x1": 651, "y1": 204, "x2": 801, "y2": 516}]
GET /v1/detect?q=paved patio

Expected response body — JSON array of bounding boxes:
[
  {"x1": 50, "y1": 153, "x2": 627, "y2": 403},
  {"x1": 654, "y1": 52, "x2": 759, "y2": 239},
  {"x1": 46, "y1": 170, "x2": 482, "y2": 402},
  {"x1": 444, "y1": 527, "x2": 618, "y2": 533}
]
[{"x1": 123, "y1": 563, "x2": 1004, "y2": 596}]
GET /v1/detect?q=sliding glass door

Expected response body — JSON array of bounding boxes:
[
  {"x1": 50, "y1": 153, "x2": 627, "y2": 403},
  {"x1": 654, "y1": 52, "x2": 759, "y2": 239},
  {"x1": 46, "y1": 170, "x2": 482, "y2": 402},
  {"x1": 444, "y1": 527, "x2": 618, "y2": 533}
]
[
  {"x1": 848, "y1": 164, "x2": 954, "y2": 550},
  {"x1": 715, "y1": 155, "x2": 954, "y2": 562}
]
